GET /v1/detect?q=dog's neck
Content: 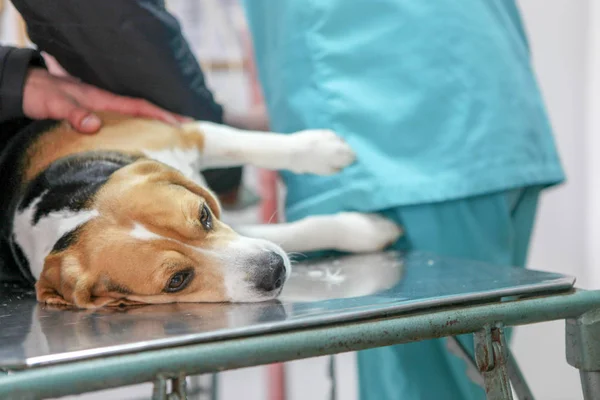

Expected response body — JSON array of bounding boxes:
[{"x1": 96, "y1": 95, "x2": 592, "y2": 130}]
[{"x1": 12, "y1": 151, "x2": 139, "y2": 282}]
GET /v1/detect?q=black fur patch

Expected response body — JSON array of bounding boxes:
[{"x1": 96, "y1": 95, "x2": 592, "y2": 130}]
[
  {"x1": 0, "y1": 120, "x2": 60, "y2": 235},
  {"x1": 51, "y1": 224, "x2": 87, "y2": 254},
  {"x1": 19, "y1": 151, "x2": 140, "y2": 224},
  {"x1": 0, "y1": 119, "x2": 61, "y2": 285}
]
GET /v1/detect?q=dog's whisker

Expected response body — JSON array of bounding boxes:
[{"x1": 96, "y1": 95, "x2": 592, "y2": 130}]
[
  {"x1": 266, "y1": 210, "x2": 278, "y2": 224},
  {"x1": 286, "y1": 252, "x2": 308, "y2": 262}
]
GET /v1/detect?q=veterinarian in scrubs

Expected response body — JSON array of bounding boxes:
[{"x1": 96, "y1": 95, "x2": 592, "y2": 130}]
[{"x1": 243, "y1": 1, "x2": 564, "y2": 399}]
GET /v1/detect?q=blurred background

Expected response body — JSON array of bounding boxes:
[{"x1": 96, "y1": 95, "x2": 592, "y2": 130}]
[{"x1": 0, "y1": 0, "x2": 597, "y2": 399}]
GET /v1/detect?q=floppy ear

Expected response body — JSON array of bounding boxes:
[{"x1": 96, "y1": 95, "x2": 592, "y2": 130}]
[
  {"x1": 204, "y1": 189, "x2": 222, "y2": 219},
  {"x1": 36, "y1": 253, "x2": 113, "y2": 309},
  {"x1": 183, "y1": 181, "x2": 222, "y2": 219},
  {"x1": 173, "y1": 173, "x2": 221, "y2": 218}
]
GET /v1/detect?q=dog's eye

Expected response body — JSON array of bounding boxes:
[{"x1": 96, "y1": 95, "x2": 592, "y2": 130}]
[
  {"x1": 199, "y1": 204, "x2": 213, "y2": 231},
  {"x1": 165, "y1": 270, "x2": 193, "y2": 293}
]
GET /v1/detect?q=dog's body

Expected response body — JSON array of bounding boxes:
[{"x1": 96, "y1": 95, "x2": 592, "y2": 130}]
[{"x1": 0, "y1": 113, "x2": 401, "y2": 308}]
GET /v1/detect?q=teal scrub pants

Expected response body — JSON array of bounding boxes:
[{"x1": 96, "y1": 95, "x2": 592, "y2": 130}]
[{"x1": 358, "y1": 185, "x2": 541, "y2": 400}]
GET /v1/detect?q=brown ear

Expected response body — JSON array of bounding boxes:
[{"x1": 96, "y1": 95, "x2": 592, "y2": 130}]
[
  {"x1": 36, "y1": 253, "x2": 111, "y2": 309},
  {"x1": 170, "y1": 170, "x2": 221, "y2": 218},
  {"x1": 205, "y1": 189, "x2": 222, "y2": 219},
  {"x1": 183, "y1": 181, "x2": 222, "y2": 219}
]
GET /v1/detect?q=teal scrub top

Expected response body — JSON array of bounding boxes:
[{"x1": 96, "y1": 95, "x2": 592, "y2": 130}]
[{"x1": 242, "y1": 0, "x2": 565, "y2": 221}]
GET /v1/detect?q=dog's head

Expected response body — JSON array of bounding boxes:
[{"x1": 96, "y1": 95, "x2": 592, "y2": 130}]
[{"x1": 35, "y1": 159, "x2": 290, "y2": 308}]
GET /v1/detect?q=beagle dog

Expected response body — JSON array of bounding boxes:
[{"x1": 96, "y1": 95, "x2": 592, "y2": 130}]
[{"x1": 0, "y1": 113, "x2": 401, "y2": 308}]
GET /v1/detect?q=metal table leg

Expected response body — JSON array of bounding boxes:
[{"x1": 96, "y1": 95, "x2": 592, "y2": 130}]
[
  {"x1": 580, "y1": 372, "x2": 600, "y2": 398},
  {"x1": 210, "y1": 373, "x2": 219, "y2": 400},
  {"x1": 328, "y1": 355, "x2": 337, "y2": 400},
  {"x1": 152, "y1": 373, "x2": 188, "y2": 400},
  {"x1": 173, "y1": 373, "x2": 217, "y2": 400},
  {"x1": 474, "y1": 325, "x2": 513, "y2": 400},
  {"x1": 566, "y1": 309, "x2": 600, "y2": 400},
  {"x1": 172, "y1": 374, "x2": 188, "y2": 400},
  {"x1": 152, "y1": 375, "x2": 168, "y2": 400},
  {"x1": 449, "y1": 334, "x2": 534, "y2": 400}
]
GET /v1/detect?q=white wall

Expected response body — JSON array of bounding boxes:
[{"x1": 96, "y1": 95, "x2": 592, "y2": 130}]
[
  {"x1": 510, "y1": 1, "x2": 591, "y2": 399},
  {"x1": 521, "y1": 0, "x2": 590, "y2": 285},
  {"x1": 0, "y1": 1, "x2": 21, "y2": 46},
  {"x1": 586, "y1": 0, "x2": 600, "y2": 289}
]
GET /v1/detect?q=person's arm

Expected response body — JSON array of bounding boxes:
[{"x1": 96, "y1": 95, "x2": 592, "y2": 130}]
[
  {"x1": 12, "y1": 0, "x2": 223, "y2": 123},
  {"x1": 0, "y1": 44, "x2": 188, "y2": 133},
  {"x1": 0, "y1": 45, "x2": 45, "y2": 123},
  {"x1": 12, "y1": 0, "x2": 243, "y2": 194},
  {"x1": 22, "y1": 67, "x2": 190, "y2": 133}
]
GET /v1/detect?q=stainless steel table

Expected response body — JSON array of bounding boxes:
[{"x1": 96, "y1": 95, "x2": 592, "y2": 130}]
[{"x1": 1, "y1": 251, "x2": 599, "y2": 400}]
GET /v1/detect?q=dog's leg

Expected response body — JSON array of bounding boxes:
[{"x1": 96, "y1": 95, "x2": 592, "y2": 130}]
[
  {"x1": 182, "y1": 122, "x2": 356, "y2": 175},
  {"x1": 236, "y1": 213, "x2": 403, "y2": 253}
]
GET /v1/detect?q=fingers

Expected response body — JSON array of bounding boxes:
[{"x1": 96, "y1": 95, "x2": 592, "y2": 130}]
[
  {"x1": 24, "y1": 68, "x2": 190, "y2": 134},
  {"x1": 69, "y1": 83, "x2": 193, "y2": 126},
  {"x1": 55, "y1": 74, "x2": 82, "y2": 85},
  {"x1": 48, "y1": 96, "x2": 102, "y2": 134},
  {"x1": 107, "y1": 97, "x2": 194, "y2": 125},
  {"x1": 112, "y1": 98, "x2": 180, "y2": 125},
  {"x1": 34, "y1": 74, "x2": 194, "y2": 129},
  {"x1": 71, "y1": 111, "x2": 102, "y2": 133},
  {"x1": 173, "y1": 113, "x2": 194, "y2": 123}
]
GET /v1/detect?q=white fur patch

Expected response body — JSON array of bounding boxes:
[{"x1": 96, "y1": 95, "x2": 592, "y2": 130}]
[
  {"x1": 130, "y1": 222, "x2": 165, "y2": 241},
  {"x1": 13, "y1": 194, "x2": 99, "y2": 280},
  {"x1": 141, "y1": 147, "x2": 207, "y2": 187},
  {"x1": 129, "y1": 222, "x2": 209, "y2": 255},
  {"x1": 196, "y1": 121, "x2": 356, "y2": 175},
  {"x1": 237, "y1": 213, "x2": 402, "y2": 254}
]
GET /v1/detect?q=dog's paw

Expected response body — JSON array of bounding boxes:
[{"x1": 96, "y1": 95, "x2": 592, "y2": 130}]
[
  {"x1": 287, "y1": 129, "x2": 356, "y2": 175},
  {"x1": 331, "y1": 213, "x2": 403, "y2": 253}
]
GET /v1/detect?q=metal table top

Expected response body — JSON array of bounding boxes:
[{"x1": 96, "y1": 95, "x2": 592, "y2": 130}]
[{"x1": 0, "y1": 251, "x2": 574, "y2": 370}]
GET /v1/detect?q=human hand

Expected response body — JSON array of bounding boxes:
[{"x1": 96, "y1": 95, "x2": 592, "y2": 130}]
[{"x1": 22, "y1": 68, "x2": 191, "y2": 134}]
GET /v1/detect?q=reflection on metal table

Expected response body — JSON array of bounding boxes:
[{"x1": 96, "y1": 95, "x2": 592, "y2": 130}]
[{"x1": 1, "y1": 251, "x2": 599, "y2": 400}]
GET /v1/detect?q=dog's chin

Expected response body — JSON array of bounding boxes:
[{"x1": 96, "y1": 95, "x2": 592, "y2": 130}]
[{"x1": 227, "y1": 277, "x2": 289, "y2": 303}]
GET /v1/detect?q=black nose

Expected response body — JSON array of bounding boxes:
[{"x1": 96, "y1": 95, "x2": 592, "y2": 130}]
[{"x1": 256, "y1": 252, "x2": 287, "y2": 292}]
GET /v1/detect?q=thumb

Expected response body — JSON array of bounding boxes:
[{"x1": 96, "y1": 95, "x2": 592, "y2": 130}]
[{"x1": 59, "y1": 99, "x2": 102, "y2": 133}]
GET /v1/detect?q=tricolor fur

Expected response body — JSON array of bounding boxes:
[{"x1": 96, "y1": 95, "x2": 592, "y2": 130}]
[{"x1": 5, "y1": 112, "x2": 401, "y2": 308}]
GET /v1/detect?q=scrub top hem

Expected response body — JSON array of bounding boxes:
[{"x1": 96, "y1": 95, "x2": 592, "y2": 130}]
[{"x1": 284, "y1": 165, "x2": 564, "y2": 221}]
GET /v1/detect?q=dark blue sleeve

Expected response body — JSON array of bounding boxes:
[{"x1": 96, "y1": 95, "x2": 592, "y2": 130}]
[
  {"x1": 0, "y1": 46, "x2": 45, "y2": 123},
  {"x1": 11, "y1": 0, "x2": 241, "y2": 194},
  {"x1": 11, "y1": 0, "x2": 223, "y2": 123}
]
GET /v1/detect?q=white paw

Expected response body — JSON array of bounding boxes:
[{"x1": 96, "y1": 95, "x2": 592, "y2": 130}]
[
  {"x1": 331, "y1": 213, "x2": 403, "y2": 253},
  {"x1": 287, "y1": 129, "x2": 356, "y2": 175}
]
